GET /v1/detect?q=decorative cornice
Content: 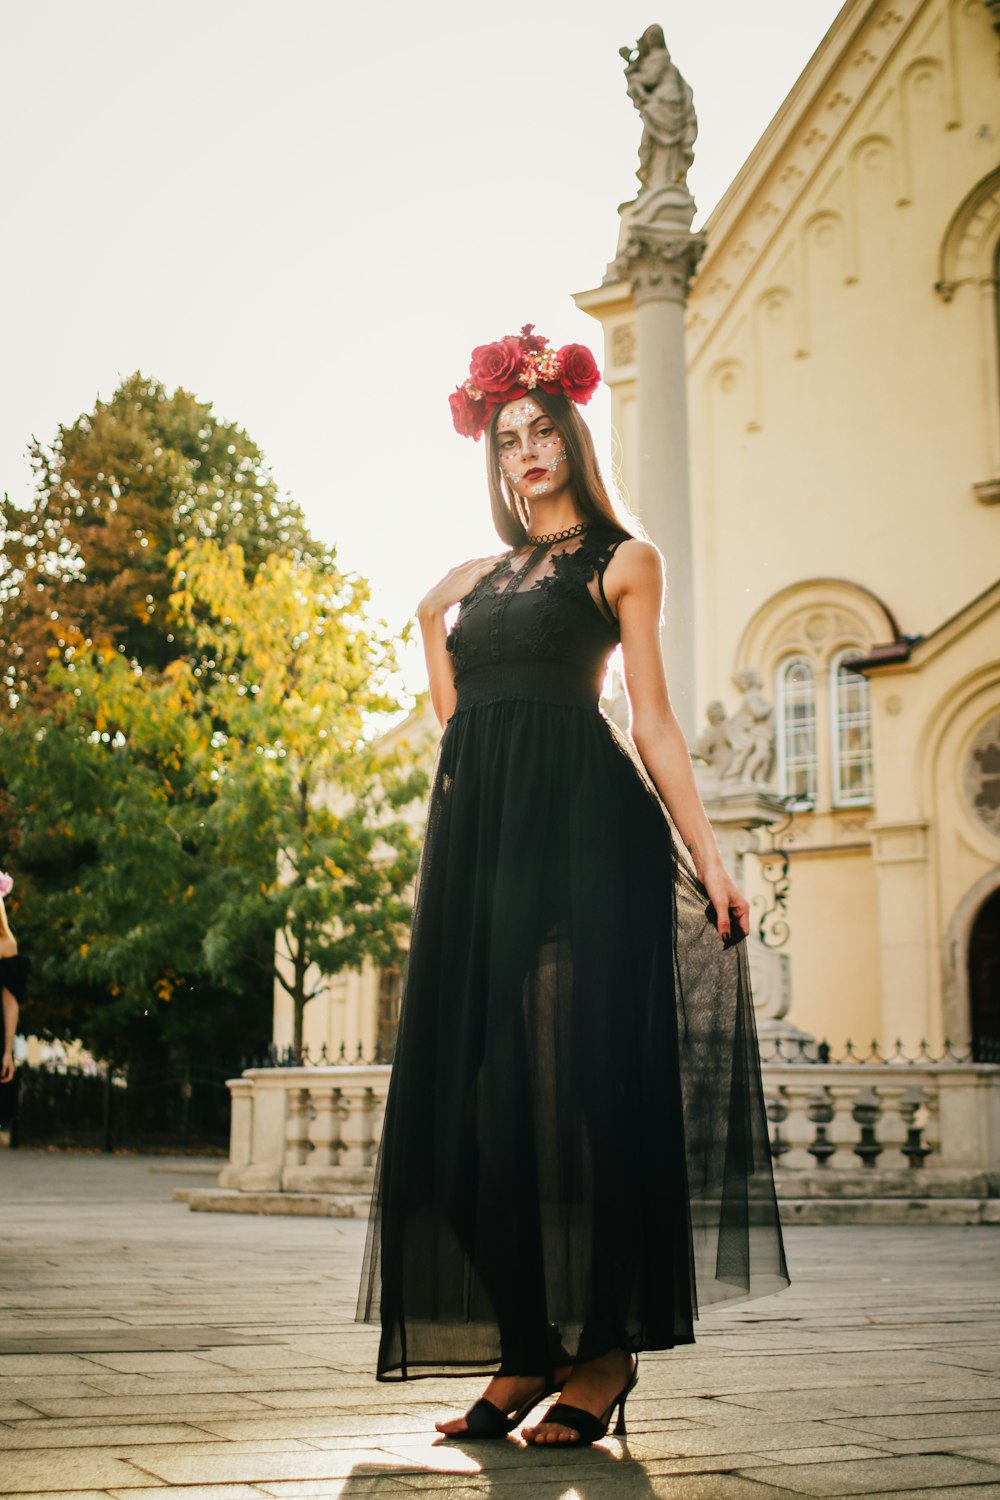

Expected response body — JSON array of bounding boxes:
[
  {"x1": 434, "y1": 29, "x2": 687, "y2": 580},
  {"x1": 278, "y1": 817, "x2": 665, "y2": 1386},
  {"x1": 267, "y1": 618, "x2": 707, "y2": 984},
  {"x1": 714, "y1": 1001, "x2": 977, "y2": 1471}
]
[
  {"x1": 611, "y1": 229, "x2": 707, "y2": 306},
  {"x1": 683, "y1": 0, "x2": 925, "y2": 358}
]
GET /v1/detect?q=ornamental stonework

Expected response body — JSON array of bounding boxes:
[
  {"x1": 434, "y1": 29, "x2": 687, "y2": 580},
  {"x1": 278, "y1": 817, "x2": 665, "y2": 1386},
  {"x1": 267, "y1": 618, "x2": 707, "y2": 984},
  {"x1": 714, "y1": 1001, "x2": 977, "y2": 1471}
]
[
  {"x1": 964, "y1": 713, "x2": 1000, "y2": 839},
  {"x1": 611, "y1": 322, "x2": 637, "y2": 368}
]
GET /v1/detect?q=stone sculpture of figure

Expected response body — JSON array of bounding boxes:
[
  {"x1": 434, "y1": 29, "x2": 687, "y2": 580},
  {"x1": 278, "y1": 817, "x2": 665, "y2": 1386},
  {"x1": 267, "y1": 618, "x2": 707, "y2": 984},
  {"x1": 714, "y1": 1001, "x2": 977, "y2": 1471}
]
[
  {"x1": 694, "y1": 674, "x2": 777, "y2": 787},
  {"x1": 694, "y1": 700, "x2": 733, "y2": 778},
  {"x1": 725, "y1": 670, "x2": 776, "y2": 786},
  {"x1": 620, "y1": 25, "x2": 698, "y2": 193}
]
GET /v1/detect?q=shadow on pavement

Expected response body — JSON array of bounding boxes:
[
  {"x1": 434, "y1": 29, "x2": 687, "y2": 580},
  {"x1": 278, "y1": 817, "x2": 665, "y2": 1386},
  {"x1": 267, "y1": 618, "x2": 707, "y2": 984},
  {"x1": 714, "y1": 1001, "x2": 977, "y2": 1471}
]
[{"x1": 333, "y1": 1434, "x2": 661, "y2": 1496}]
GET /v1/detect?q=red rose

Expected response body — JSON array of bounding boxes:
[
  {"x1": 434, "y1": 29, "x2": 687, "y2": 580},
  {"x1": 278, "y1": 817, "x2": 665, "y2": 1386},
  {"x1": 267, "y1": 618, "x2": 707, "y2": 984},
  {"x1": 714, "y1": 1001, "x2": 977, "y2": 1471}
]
[
  {"x1": 449, "y1": 384, "x2": 488, "y2": 440},
  {"x1": 556, "y1": 344, "x2": 601, "y2": 404},
  {"x1": 468, "y1": 337, "x2": 523, "y2": 395}
]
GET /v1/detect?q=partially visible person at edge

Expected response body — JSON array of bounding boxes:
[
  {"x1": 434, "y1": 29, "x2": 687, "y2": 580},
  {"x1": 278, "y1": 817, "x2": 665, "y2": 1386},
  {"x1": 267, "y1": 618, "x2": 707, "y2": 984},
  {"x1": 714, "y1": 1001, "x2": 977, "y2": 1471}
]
[
  {"x1": 0, "y1": 872, "x2": 24, "y2": 1085},
  {"x1": 355, "y1": 326, "x2": 789, "y2": 1449}
]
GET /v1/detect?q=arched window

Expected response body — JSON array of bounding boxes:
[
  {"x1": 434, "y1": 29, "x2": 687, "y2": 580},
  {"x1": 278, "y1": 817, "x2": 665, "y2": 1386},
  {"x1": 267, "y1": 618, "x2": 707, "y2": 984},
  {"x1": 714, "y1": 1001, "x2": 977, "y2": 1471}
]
[
  {"x1": 830, "y1": 650, "x2": 873, "y2": 806},
  {"x1": 776, "y1": 657, "x2": 817, "y2": 805}
]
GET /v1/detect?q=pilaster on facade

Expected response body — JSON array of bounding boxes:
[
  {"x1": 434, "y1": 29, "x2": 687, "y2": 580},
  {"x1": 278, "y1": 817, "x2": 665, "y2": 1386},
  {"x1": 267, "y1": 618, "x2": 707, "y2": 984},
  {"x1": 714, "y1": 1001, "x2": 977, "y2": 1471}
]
[{"x1": 867, "y1": 817, "x2": 931, "y2": 863}]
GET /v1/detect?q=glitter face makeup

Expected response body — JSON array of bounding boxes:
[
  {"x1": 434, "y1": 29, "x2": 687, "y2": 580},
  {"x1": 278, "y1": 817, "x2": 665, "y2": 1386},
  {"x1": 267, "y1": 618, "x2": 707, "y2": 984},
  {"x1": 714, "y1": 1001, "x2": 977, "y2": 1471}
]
[
  {"x1": 495, "y1": 396, "x2": 571, "y2": 501},
  {"x1": 498, "y1": 400, "x2": 541, "y2": 429}
]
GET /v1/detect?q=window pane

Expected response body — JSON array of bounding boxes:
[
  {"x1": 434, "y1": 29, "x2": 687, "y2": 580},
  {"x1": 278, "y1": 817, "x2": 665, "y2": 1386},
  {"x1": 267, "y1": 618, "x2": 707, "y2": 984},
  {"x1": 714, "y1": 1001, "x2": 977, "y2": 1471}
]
[
  {"x1": 833, "y1": 656, "x2": 873, "y2": 805},
  {"x1": 778, "y1": 657, "x2": 817, "y2": 804}
]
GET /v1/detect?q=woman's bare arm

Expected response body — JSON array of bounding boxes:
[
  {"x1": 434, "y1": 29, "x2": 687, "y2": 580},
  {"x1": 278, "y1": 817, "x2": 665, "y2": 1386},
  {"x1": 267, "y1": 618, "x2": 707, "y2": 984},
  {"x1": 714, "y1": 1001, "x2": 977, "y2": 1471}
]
[
  {"x1": 604, "y1": 539, "x2": 749, "y2": 945},
  {"x1": 417, "y1": 553, "x2": 509, "y2": 729}
]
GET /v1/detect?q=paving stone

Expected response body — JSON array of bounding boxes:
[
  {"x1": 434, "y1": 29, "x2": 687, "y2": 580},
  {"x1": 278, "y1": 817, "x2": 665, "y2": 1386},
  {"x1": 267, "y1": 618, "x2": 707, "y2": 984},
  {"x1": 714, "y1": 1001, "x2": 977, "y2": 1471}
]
[
  {"x1": 108, "y1": 1489, "x2": 276, "y2": 1499},
  {"x1": 845, "y1": 1410, "x2": 1000, "y2": 1439},
  {"x1": 125, "y1": 1448, "x2": 452, "y2": 1483},
  {"x1": 737, "y1": 1451, "x2": 1000, "y2": 1494},
  {"x1": 751, "y1": 1443, "x2": 895, "y2": 1464},
  {"x1": 193, "y1": 1412, "x2": 452, "y2": 1440},
  {"x1": 196, "y1": 1346, "x2": 343, "y2": 1371},
  {"x1": 0, "y1": 1401, "x2": 56, "y2": 1420},
  {"x1": 0, "y1": 1422, "x2": 215, "y2": 1449},
  {"x1": 0, "y1": 1451, "x2": 158, "y2": 1490},
  {"x1": 648, "y1": 1479, "x2": 802, "y2": 1498},
  {"x1": 1, "y1": 1493, "x2": 116, "y2": 1500},
  {"x1": 854, "y1": 1491, "x2": 1000, "y2": 1500},
  {"x1": 19, "y1": 1392, "x2": 274, "y2": 1418},
  {"x1": 258, "y1": 1487, "x2": 487, "y2": 1499},
  {"x1": 615, "y1": 1421, "x2": 865, "y2": 1460},
  {"x1": 79, "y1": 1352, "x2": 238, "y2": 1374},
  {"x1": 5, "y1": 1153, "x2": 1000, "y2": 1498}
]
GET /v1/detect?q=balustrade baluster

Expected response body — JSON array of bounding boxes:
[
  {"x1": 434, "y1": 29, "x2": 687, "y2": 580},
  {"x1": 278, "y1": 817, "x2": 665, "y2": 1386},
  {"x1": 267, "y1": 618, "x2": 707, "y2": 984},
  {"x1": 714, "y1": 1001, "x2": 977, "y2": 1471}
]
[
  {"x1": 766, "y1": 1087, "x2": 790, "y2": 1163},
  {"x1": 337, "y1": 1082, "x2": 374, "y2": 1168},
  {"x1": 899, "y1": 1084, "x2": 933, "y2": 1169},
  {"x1": 852, "y1": 1086, "x2": 883, "y2": 1168},
  {"x1": 306, "y1": 1084, "x2": 340, "y2": 1171},
  {"x1": 283, "y1": 1086, "x2": 311, "y2": 1169},
  {"x1": 806, "y1": 1085, "x2": 837, "y2": 1166}
]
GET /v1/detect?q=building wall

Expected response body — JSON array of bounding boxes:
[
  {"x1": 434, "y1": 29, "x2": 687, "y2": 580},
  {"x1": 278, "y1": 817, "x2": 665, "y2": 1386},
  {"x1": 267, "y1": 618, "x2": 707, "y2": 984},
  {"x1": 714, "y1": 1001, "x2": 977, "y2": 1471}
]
[
  {"x1": 685, "y1": 0, "x2": 998, "y2": 698},
  {"x1": 579, "y1": 0, "x2": 1000, "y2": 1050}
]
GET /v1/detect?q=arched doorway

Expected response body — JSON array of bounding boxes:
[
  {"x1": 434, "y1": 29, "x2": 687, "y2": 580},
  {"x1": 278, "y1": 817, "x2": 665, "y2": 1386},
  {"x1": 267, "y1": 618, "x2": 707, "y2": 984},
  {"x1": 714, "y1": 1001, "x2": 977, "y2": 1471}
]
[{"x1": 969, "y1": 887, "x2": 1000, "y2": 1062}]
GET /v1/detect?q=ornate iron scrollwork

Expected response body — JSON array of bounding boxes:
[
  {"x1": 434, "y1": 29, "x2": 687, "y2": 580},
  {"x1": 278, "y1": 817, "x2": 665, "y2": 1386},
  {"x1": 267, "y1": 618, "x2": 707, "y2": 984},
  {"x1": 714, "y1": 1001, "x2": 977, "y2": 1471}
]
[{"x1": 751, "y1": 798, "x2": 797, "y2": 949}]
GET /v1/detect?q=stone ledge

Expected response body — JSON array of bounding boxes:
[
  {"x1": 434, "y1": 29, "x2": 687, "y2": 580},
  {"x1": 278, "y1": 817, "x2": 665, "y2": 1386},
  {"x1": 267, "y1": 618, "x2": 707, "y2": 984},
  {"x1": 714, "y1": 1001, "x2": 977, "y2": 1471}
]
[
  {"x1": 771, "y1": 1168, "x2": 1000, "y2": 1199},
  {"x1": 780, "y1": 1197, "x2": 1000, "y2": 1226},
  {"x1": 180, "y1": 1187, "x2": 371, "y2": 1218},
  {"x1": 180, "y1": 1186, "x2": 1000, "y2": 1225}
]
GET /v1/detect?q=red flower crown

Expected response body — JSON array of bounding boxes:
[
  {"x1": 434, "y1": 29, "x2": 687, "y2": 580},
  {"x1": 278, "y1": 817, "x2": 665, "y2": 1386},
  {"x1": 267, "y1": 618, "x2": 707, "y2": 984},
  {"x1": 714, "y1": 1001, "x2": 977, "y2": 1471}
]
[{"x1": 449, "y1": 324, "x2": 601, "y2": 441}]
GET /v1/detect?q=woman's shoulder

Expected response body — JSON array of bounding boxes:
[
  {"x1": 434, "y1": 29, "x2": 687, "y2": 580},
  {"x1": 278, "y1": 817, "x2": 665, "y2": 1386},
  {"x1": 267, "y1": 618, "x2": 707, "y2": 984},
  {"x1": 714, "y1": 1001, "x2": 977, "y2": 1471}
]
[{"x1": 605, "y1": 534, "x2": 661, "y2": 573}]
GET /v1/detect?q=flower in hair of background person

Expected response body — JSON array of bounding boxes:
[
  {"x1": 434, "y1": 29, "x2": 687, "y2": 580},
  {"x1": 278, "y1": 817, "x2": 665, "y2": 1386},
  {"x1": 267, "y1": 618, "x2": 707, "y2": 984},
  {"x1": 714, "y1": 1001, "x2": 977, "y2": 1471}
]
[
  {"x1": 0, "y1": 872, "x2": 12, "y2": 898},
  {"x1": 449, "y1": 325, "x2": 601, "y2": 441}
]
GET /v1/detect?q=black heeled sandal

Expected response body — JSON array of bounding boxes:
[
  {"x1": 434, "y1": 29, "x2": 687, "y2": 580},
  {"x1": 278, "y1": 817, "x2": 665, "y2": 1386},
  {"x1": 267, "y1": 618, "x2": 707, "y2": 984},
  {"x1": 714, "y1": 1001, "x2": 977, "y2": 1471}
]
[
  {"x1": 442, "y1": 1375, "x2": 559, "y2": 1440},
  {"x1": 527, "y1": 1354, "x2": 638, "y2": 1448}
]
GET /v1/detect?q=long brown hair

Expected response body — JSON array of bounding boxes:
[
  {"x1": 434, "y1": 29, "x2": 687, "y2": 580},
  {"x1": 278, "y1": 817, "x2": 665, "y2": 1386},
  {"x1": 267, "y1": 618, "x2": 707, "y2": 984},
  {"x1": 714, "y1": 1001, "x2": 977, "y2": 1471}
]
[{"x1": 485, "y1": 390, "x2": 640, "y2": 547}]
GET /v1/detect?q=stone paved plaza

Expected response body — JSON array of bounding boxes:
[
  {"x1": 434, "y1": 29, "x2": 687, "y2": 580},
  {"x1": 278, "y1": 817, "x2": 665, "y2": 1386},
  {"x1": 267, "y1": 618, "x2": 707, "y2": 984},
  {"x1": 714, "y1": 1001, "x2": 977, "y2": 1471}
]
[{"x1": 1, "y1": 1153, "x2": 999, "y2": 1499}]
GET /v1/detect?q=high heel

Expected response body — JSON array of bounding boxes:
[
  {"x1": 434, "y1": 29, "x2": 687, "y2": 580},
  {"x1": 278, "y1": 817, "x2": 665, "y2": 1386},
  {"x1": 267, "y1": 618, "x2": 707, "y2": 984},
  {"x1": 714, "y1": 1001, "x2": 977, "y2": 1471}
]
[
  {"x1": 527, "y1": 1354, "x2": 638, "y2": 1448},
  {"x1": 440, "y1": 1374, "x2": 560, "y2": 1440}
]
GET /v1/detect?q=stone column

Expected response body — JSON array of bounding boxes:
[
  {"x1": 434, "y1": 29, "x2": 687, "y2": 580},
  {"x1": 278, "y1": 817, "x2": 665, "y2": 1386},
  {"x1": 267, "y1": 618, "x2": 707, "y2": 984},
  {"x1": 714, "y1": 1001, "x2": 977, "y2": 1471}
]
[{"x1": 612, "y1": 226, "x2": 705, "y2": 741}]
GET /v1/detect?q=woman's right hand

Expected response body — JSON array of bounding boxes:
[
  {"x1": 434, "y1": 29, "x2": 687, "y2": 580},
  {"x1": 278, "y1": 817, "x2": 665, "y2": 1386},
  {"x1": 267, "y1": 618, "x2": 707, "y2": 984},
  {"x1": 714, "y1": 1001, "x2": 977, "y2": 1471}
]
[
  {"x1": 417, "y1": 553, "x2": 508, "y2": 620},
  {"x1": 1, "y1": 1051, "x2": 13, "y2": 1084}
]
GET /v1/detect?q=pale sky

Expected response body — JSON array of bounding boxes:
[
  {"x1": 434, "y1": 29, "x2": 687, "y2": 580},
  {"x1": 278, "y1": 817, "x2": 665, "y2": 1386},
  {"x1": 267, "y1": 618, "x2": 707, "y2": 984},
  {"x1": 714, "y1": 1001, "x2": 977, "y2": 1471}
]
[{"x1": 1, "y1": 0, "x2": 844, "y2": 696}]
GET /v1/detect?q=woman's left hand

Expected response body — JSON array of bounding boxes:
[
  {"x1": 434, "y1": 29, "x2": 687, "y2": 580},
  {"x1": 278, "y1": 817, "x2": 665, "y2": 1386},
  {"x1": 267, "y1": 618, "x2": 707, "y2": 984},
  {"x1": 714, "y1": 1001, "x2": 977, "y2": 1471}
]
[
  {"x1": 1, "y1": 1051, "x2": 13, "y2": 1084},
  {"x1": 701, "y1": 861, "x2": 750, "y2": 948}
]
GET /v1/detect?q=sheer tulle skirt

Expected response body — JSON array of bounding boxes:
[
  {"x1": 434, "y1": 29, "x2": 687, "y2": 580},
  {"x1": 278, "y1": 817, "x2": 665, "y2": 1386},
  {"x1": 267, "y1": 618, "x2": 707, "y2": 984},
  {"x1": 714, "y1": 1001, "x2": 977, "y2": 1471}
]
[{"x1": 356, "y1": 698, "x2": 788, "y2": 1380}]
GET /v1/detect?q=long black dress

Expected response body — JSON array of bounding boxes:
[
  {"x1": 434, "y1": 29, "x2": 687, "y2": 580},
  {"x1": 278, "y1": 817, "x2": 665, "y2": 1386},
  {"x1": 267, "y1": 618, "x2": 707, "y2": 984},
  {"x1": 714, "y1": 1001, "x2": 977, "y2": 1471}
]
[{"x1": 356, "y1": 522, "x2": 789, "y2": 1380}]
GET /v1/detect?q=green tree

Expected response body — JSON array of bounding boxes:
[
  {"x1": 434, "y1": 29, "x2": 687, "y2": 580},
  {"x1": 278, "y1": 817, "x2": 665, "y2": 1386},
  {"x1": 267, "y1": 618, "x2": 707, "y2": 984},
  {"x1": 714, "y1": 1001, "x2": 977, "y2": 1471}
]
[
  {"x1": 172, "y1": 541, "x2": 426, "y2": 1056},
  {"x1": 0, "y1": 645, "x2": 234, "y2": 1061},
  {"x1": 0, "y1": 543, "x2": 425, "y2": 1062},
  {"x1": 0, "y1": 372, "x2": 324, "y2": 710}
]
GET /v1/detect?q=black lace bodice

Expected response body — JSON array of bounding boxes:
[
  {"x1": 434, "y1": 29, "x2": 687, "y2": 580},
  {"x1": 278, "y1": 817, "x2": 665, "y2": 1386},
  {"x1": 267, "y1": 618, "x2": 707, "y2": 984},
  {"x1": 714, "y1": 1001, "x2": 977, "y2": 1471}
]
[{"x1": 445, "y1": 523, "x2": 629, "y2": 710}]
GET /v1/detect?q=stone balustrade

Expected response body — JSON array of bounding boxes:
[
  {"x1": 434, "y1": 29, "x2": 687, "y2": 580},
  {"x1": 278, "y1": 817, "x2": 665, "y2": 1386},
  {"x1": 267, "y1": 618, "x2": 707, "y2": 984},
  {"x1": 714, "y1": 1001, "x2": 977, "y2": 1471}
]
[
  {"x1": 216, "y1": 1060, "x2": 1000, "y2": 1204},
  {"x1": 220, "y1": 1066, "x2": 390, "y2": 1195}
]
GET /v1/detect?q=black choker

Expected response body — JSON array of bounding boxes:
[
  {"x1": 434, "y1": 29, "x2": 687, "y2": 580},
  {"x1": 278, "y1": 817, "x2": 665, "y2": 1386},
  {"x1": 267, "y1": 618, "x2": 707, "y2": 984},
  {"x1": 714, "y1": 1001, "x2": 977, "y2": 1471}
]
[{"x1": 525, "y1": 521, "x2": 588, "y2": 545}]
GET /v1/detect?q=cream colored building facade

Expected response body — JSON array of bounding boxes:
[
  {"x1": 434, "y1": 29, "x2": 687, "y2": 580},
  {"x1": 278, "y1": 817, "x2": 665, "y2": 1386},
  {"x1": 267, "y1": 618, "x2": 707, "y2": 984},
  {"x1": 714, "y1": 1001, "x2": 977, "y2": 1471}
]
[
  {"x1": 279, "y1": 0, "x2": 1000, "y2": 1063},
  {"x1": 580, "y1": 0, "x2": 1000, "y2": 1056}
]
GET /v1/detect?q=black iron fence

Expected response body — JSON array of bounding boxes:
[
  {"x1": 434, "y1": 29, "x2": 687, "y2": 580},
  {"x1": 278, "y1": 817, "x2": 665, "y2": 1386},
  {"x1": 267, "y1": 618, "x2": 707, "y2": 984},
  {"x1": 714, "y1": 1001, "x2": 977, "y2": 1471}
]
[
  {"x1": 0, "y1": 1061, "x2": 235, "y2": 1152},
  {"x1": 244, "y1": 1035, "x2": 997, "y2": 1070}
]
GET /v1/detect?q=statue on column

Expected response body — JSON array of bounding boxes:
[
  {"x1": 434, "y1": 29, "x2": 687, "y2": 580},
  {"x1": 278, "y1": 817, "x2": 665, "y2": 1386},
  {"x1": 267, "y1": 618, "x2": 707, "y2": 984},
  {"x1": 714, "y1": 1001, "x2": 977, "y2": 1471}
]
[
  {"x1": 620, "y1": 26, "x2": 698, "y2": 196},
  {"x1": 610, "y1": 26, "x2": 704, "y2": 289}
]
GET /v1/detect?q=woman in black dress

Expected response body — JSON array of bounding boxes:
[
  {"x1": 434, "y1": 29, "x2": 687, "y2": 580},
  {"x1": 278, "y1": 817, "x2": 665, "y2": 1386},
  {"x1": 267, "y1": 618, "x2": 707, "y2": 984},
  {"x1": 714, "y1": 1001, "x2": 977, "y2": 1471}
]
[{"x1": 356, "y1": 326, "x2": 788, "y2": 1447}]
